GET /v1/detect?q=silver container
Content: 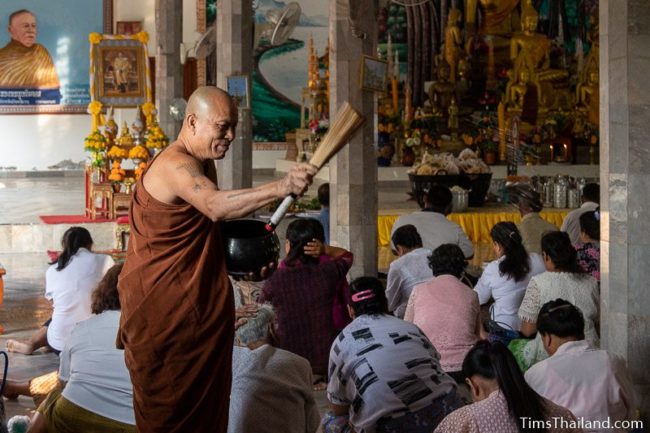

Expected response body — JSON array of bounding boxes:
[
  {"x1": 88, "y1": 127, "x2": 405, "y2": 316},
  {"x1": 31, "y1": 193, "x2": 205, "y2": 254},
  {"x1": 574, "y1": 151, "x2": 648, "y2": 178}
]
[
  {"x1": 553, "y1": 182, "x2": 568, "y2": 209},
  {"x1": 542, "y1": 179, "x2": 555, "y2": 208},
  {"x1": 451, "y1": 189, "x2": 469, "y2": 213},
  {"x1": 567, "y1": 188, "x2": 581, "y2": 208}
]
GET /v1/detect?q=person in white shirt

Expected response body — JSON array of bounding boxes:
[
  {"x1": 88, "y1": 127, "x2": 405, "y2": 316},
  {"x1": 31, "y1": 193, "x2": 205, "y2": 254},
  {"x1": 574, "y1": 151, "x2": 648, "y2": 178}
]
[
  {"x1": 27, "y1": 263, "x2": 136, "y2": 433},
  {"x1": 525, "y1": 299, "x2": 636, "y2": 433},
  {"x1": 6, "y1": 227, "x2": 114, "y2": 355},
  {"x1": 474, "y1": 222, "x2": 545, "y2": 343},
  {"x1": 561, "y1": 183, "x2": 599, "y2": 245},
  {"x1": 391, "y1": 184, "x2": 473, "y2": 258},
  {"x1": 229, "y1": 304, "x2": 320, "y2": 433},
  {"x1": 386, "y1": 225, "x2": 432, "y2": 318}
]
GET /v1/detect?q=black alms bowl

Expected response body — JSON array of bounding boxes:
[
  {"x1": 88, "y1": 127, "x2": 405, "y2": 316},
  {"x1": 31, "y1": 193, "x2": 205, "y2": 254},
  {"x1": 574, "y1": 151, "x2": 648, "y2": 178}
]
[{"x1": 221, "y1": 219, "x2": 280, "y2": 277}]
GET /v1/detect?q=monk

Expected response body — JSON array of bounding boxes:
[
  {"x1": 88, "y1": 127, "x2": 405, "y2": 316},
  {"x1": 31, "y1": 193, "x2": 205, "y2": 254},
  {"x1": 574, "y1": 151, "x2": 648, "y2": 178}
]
[
  {"x1": 0, "y1": 9, "x2": 59, "y2": 89},
  {"x1": 117, "y1": 86, "x2": 316, "y2": 433}
]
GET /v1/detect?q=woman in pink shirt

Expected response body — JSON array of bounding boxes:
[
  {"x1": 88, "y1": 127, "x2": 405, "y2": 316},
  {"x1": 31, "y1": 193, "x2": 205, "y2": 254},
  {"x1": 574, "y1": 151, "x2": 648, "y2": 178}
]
[{"x1": 404, "y1": 244, "x2": 481, "y2": 380}]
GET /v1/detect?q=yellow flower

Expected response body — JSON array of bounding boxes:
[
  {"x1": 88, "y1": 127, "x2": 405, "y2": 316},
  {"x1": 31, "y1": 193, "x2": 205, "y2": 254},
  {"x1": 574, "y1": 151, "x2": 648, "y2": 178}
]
[
  {"x1": 129, "y1": 145, "x2": 149, "y2": 160},
  {"x1": 88, "y1": 101, "x2": 102, "y2": 115},
  {"x1": 89, "y1": 33, "x2": 103, "y2": 44},
  {"x1": 135, "y1": 31, "x2": 149, "y2": 45}
]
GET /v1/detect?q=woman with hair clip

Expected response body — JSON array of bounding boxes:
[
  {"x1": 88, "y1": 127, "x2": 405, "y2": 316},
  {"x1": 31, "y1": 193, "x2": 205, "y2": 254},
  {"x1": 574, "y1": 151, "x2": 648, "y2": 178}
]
[
  {"x1": 575, "y1": 209, "x2": 600, "y2": 282},
  {"x1": 434, "y1": 340, "x2": 582, "y2": 433},
  {"x1": 474, "y1": 222, "x2": 546, "y2": 344},
  {"x1": 324, "y1": 277, "x2": 461, "y2": 433},
  {"x1": 509, "y1": 231, "x2": 599, "y2": 371},
  {"x1": 259, "y1": 218, "x2": 352, "y2": 382},
  {"x1": 6, "y1": 226, "x2": 114, "y2": 355}
]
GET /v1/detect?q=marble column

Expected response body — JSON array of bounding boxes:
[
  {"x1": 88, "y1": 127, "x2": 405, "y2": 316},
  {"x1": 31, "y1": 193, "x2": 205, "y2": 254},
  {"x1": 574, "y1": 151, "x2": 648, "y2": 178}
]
[
  {"x1": 329, "y1": 0, "x2": 378, "y2": 279},
  {"x1": 155, "y1": 0, "x2": 183, "y2": 140},
  {"x1": 215, "y1": 0, "x2": 253, "y2": 190},
  {"x1": 600, "y1": 0, "x2": 650, "y2": 419}
]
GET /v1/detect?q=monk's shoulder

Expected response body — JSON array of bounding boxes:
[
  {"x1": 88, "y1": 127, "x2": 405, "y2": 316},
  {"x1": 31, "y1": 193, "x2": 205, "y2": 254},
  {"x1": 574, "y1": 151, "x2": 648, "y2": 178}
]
[{"x1": 147, "y1": 145, "x2": 201, "y2": 180}]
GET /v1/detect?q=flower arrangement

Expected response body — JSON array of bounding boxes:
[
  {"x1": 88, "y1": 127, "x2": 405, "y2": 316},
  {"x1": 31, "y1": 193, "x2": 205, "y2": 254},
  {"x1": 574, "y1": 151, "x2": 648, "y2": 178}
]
[
  {"x1": 145, "y1": 124, "x2": 169, "y2": 150},
  {"x1": 134, "y1": 162, "x2": 147, "y2": 180},
  {"x1": 84, "y1": 130, "x2": 107, "y2": 152},
  {"x1": 128, "y1": 145, "x2": 149, "y2": 161},
  {"x1": 309, "y1": 117, "x2": 329, "y2": 136},
  {"x1": 107, "y1": 145, "x2": 128, "y2": 161},
  {"x1": 108, "y1": 161, "x2": 126, "y2": 182}
]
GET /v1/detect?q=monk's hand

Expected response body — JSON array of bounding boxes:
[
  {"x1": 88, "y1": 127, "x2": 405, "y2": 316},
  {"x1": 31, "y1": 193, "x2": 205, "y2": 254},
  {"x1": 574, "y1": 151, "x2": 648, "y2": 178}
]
[
  {"x1": 278, "y1": 163, "x2": 317, "y2": 198},
  {"x1": 235, "y1": 304, "x2": 259, "y2": 329},
  {"x1": 243, "y1": 261, "x2": 276, "y2": 282},
  {"x1": 304, "y1": 238, "x2": 325, "y2": 258}
]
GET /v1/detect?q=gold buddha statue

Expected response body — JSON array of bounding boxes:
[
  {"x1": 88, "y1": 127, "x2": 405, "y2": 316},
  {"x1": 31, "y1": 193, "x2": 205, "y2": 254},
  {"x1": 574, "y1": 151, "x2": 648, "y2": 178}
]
[
  {"x1": 444, "y1": 9, "x2": 463, "y2": 83},
  {"x1": 577, "y1": 70, "x2": 599, "y2": 125},
  {"x1": 507, "y1": 68, "x2": 531, "y2": 111},
  {"x1": 508, "y1": 3, "x2": 569, "y2": 112},
  {"x1": 429, "y1": 61, "x2": 456, "y2": 115},
  {"x1": 447, "y1": 95, "x2": 459, "y2": 131},
  {"x1": 466, "y1": 0, "x2": 521, "y2": 37}
]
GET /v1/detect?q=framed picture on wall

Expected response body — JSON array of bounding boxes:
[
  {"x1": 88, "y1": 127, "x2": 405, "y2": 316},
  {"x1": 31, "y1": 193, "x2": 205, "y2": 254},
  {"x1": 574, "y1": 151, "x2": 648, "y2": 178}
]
[
  {"x1": 116, "y1": 21, "x2": 142, "y2": 35},
  {"x1": 360, "y1": 55, "x2": 388, "y2": 93},
  {"x1": 227, "y1": 75, "x2": 249, "y2": 108},
  {"x1": 90, "y1": 33, "x2": 152, "y2": 107},
  {"x1": 0, "y1": 0, "x2": 111, "y2": 114}
]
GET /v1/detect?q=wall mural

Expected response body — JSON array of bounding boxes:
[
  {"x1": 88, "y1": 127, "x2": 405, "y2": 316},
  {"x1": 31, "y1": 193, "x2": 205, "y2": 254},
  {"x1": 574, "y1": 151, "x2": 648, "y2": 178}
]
[{"x1": 252, "y1": 0, "x2": 328, "y2": 142}]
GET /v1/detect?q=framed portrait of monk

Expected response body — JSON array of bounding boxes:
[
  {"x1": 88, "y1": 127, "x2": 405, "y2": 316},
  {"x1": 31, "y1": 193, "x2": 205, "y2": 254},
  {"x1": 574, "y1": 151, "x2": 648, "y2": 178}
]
[
  {"x1": 90, "y1": 33, "x2": 151, "y2": 108},
  {"x1": 0, "y1": 0, "x2": 111, "y2": 114}
]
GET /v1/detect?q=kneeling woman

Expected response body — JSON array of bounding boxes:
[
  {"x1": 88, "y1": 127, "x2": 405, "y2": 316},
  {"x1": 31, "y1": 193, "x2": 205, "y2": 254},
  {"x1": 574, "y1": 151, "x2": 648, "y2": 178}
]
[
  {"x1": 324, "y1": 277, "x2": 462, "y2": 433},
  {"x1": 27, "y1": 263, "x2": 135, "y2": 433}
]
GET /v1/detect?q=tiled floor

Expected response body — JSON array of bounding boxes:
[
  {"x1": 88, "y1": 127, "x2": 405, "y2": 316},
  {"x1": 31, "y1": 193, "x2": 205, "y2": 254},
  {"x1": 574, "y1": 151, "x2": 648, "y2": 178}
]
[{"x1": 0, "y1": 174, "x2": 488, "y2": 421}]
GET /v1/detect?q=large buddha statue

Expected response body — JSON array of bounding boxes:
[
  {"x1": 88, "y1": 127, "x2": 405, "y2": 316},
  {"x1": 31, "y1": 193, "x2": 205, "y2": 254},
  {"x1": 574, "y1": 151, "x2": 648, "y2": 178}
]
[
  {"x1": 466, "y1": 0, "x2": 521, "y2": 37},
  {"x1": 444, "y1": 9, "x2": 463, "y2": 83},
  {"x1": 507, "y1": 3, "x2": 569, "y2": 112}
]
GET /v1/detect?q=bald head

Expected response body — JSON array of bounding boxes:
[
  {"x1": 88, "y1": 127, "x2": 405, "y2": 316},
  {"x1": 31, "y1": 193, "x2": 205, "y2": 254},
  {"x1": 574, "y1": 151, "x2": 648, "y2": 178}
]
[
  {"x1": 181, "y1": 86, "x2": 238, "y2": 160},
  {"x1": 186, "y1": 86, "x2": 235, "y2": 120}
]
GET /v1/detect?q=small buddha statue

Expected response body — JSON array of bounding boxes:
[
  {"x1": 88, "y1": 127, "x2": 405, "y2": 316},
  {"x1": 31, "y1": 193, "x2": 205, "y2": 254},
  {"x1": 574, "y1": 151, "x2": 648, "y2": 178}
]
[
  {"x1": 429, "y1": 62, "x2": 456, "y2": 114},
  {"x1": 444, "y1": 9, "x2": 463, "y2": 83},
  {"x1": 577, "y1": 70, "x2": 599, "y2": 125},
  {"x1": 447, "y1": 96, "x2": 459, "y2": 131},
  {"x1": 507, "y1": 68, "x2": 531, "y2": 111},
  {"x1": 118, "y1": 122, "x2": 134, "y2": 147}
]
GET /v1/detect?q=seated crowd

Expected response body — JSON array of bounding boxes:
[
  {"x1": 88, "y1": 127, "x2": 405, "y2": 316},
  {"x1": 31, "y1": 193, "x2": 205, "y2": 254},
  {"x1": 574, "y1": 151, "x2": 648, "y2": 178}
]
[{"x1": 3, "y1": 182, "x2": 638, "y2": 433}]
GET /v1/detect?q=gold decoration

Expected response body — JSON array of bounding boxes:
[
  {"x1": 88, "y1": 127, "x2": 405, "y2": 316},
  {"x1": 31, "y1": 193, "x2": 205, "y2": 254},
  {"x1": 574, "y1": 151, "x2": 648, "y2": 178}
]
[{"x1": 89, "y1": 32, "x2": 103, "y2": 44}]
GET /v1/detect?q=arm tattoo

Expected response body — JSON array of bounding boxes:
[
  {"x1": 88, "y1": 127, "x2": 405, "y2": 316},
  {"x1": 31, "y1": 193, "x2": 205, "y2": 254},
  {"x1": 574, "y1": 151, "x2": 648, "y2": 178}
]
[
  {"x1": 193, "y1": 180, "x2": 209, "y2": 193},
  {"x1": 176, "y1": 162, "x2": 202, "y2": 178}
]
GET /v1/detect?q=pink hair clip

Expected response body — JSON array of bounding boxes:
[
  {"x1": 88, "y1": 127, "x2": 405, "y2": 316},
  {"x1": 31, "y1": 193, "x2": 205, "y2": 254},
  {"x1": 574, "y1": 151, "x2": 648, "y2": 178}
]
[{"x1": 351, "y1": 289, "x2": 375, "y2": 302}]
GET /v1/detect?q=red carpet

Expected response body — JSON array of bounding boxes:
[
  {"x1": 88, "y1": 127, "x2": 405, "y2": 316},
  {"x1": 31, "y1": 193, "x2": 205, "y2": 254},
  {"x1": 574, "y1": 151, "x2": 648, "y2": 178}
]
[{"x1": 39, "y1": 215, "x2": 114, "y2": 224}]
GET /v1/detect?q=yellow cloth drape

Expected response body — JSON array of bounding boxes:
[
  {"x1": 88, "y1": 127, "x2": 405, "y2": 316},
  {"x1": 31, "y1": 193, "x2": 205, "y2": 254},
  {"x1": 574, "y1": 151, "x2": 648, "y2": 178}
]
[{"x1": 377, "y1": 209, "x2": 568, "y2": 246}]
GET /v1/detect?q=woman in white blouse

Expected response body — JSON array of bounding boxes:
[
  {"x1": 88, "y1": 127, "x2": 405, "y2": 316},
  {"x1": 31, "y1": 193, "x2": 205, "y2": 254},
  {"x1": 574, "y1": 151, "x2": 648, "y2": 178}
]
[
  {"x1": 509, "y1": 231, "x2": 599, "y2": 371},
  {"x1": 6, "y1": 227, "x2": 114, "y2": 355},
  {"x1": 474, "y1": 222, "x2": 545, "y2": 344}
]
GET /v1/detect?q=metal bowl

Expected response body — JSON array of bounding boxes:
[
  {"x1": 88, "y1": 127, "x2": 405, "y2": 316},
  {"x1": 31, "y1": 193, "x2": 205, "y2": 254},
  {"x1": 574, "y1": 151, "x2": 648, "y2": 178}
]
[
  {"x1": 409, "y1": 173, "x2": 493, "y2": 207},
  {"x1": 221, "y1": 219, "x2": 280, "y2": 278}
]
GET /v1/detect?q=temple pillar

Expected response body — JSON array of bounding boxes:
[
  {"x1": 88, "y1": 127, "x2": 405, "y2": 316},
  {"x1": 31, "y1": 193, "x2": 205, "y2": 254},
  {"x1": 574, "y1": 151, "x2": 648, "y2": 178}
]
[
  {"x1": 155, "y1": 0, "x2": 183, "y2": 140},
  {"x1": 600, "y1": 0, "x2": 650, "y2": 419},
  {"x1": 215, "y1": 0, "x2": 253, "y2": 190},
  {"x1": 329, "y1": 0, "x2": 378, "y2": 279}
]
